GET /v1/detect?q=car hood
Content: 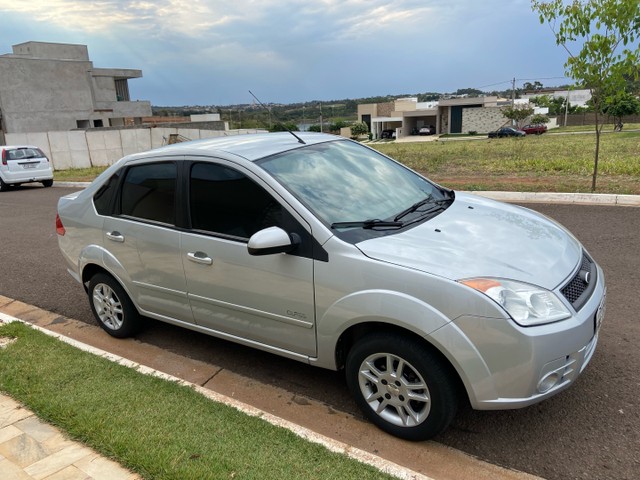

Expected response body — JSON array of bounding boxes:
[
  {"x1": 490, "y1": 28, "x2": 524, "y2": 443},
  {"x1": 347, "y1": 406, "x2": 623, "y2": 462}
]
[{"x1": 355, "y1": 193, "x2": 581, "y2": 289}]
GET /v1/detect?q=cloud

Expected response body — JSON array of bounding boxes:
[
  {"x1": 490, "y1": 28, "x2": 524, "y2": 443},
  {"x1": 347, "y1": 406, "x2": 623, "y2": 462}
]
[{"x1": 0, "y1": 0, "x2": 569, "y2": 105}]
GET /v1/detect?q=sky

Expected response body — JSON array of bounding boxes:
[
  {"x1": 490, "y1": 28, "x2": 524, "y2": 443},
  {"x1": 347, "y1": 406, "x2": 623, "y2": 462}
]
[{"x1": 0, "y1": 0, "x2": 573, "y2": 107}]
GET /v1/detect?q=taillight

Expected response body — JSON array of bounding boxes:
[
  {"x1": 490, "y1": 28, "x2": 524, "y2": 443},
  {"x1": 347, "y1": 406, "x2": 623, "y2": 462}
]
[
  {"x1": 1, "y1": 149, "x2": 6, "y2": 166},
  {"x1": 56, "y1": 214, "x2": 66, "y2": 236}
]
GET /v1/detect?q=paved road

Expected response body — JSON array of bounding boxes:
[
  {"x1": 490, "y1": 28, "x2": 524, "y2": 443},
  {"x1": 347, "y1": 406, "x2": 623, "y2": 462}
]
[{"x1": 1, "y1": 185, "x2": 638, "y2": 480}]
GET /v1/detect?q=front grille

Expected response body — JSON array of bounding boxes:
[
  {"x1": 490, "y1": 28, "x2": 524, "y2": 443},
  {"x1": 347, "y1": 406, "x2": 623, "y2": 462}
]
[{"x1": 561, "y1": 253, "x2": 595, "y2": 310}]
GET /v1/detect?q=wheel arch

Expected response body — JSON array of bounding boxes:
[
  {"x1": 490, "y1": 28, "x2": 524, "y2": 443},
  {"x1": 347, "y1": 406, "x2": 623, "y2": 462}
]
[{"x1": 334, "y1": 321, "x2": 467, "y2": 402}]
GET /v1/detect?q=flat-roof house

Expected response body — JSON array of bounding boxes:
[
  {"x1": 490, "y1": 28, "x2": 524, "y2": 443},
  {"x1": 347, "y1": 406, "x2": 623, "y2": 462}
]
[
  {"x1": 0, "y1": 41, "x2": 151, "y2": 137},
  {"x1": 358, "y1": 96, "x2": 511, "y2": 139}
]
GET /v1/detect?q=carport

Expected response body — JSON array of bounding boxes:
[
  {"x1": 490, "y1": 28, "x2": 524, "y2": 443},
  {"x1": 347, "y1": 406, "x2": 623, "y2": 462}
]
[
  {"x1": 371, "y1": 116, "x2": 402, "y2": 139},
  {"x1": 402, "y1": 109, "x2": 439, "y2": 136}
]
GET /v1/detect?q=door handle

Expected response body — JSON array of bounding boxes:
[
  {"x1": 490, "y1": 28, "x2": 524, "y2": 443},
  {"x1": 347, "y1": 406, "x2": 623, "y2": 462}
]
[
  {"x1": 106, "y1": 231, "x2": 125, "y2": 243},
  {"x1": 187, "y1": 251, "x2": 213, "y2": 265}
]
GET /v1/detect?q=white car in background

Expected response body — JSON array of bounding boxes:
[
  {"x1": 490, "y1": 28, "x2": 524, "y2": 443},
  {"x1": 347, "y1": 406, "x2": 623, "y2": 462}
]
[{"x1": 0, "y1": 145, "x2": 54, "y2": 191}]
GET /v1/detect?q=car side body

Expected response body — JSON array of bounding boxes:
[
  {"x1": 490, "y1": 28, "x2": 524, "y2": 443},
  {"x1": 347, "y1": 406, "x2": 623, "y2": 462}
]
[
  {"x1": 488, "y1": 127, "x2": 526, "y2": 138},
  {"x1": 56, "y1": 132, "x2": 606, "y2": 440},
  {"x1": 522, "y1": 124, "x2": 548, "y2": 135}
]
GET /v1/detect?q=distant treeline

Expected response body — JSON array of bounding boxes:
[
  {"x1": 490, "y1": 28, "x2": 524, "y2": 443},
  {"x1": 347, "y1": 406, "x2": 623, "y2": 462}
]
[{"x1": 151, "y1": 87, "x2": 548, "y2": 130}]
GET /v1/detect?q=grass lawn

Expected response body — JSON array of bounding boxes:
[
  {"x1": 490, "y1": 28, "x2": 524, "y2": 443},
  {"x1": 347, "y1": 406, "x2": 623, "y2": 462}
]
[
  {"x1": 53, "y1": 127, "x2": 640, "y2": 194},
  {"x1": 0, "y1": 322, "x2": 393, "y2": 480},
  {"x1": 371, "y1": 128, "x2": 640, "y2": 194}
]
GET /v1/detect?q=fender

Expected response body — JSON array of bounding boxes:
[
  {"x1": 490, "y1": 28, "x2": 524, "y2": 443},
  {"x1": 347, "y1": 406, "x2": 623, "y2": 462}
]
[
  {"x1": 313, "y1": 289, "x2": 498, "y2": 404},
  {"x1": 78, "y1": 244, "x2": 138, "y2": 303},
  {"x1": 314, "y1": 289, "x2": 453, "y2": 370}
]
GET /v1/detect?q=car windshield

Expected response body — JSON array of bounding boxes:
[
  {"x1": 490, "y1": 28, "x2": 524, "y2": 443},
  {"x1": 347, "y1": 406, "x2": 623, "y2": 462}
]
[{"x1": 257, "y1": 140, "x2": 448, "y2": 228}]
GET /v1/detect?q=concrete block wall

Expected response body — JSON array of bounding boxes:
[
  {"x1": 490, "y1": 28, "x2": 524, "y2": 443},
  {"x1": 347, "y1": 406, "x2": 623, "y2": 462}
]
[
  {"x1": 5, "y1": 127, "x2": 266, "y2": 170},
  {"x1": 462, "y1": 107, "x2": 509, "y2": 133}
]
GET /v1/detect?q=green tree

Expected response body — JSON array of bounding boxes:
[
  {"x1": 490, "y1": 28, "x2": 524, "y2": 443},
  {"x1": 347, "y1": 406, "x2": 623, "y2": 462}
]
[
  {"x1": 269, "y1": 122, "x2": 300, "y2": 132},
  {"x1": 308, "y1": 124, "x2": 321, "y2": 132},
  {"x1": 530, "y1": 113, "x2": 551, "y2": 124},
  {"x1": 529, "y1": 94, "x2": 570, "y2": 115},
  {"x1": 501, "y1": 105, "x2": 535, "y2": 127},
  {"x1": 349, "y1": 121, "x2": 369, "y2": 138},
  {"x1": 523, "y1": 81, "x2": 544, "y2": 91},
  {"x1": 329, "y1": 119, "x2": 350, "y2": 132},
  {"x1": 532, "y1": 0, "x2": 640, "y2": 191},
  {"x1": 603, "y1": 91, "x2": 640, "y2": 130},
  {"x1": 454, "y1": 88, "x2": 484, "y2": 97}
]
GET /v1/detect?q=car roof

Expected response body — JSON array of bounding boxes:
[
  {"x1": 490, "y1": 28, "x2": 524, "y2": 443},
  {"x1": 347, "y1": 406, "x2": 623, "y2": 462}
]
[
  {"x1": 127, "y1": 132, "x2": 342, "y2": 163},
  {"x1": 1, "y1": 145, "x2": 42, "y2": 150}
]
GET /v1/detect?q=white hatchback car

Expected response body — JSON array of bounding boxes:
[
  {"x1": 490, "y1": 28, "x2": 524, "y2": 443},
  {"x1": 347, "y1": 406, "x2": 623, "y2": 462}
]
[
  {"x1": 56, "y1": 132, "x2": 606, "y2": 440},
  {"x1": 0, "y1": 145, "x2": 54, "y2": 191}
]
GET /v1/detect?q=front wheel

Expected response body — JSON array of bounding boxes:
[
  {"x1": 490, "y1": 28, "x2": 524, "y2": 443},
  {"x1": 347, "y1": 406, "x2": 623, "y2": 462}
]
[
  {"x1": 345, "y1": 333, "x2": 458, "y2": 441},
  {"x1": 88, "y1": 273, "x2": 142, "y2": 338},
  {"x1": 42, "y1": 179, "x2": 53, "y2": 187}
]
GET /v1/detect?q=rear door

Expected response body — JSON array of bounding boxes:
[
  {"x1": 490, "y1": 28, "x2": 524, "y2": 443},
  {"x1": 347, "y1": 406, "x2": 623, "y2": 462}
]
[{"x1": 102, "y1": 159, "x2": 192, "y2": 323}]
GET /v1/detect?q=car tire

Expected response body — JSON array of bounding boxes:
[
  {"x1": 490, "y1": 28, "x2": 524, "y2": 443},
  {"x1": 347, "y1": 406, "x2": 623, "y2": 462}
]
[
  {"x1": 88, "y1": 273, "x2": 142, "y2": 338},
  {"x1": 0, "y1": 178, "x2": 10, "y2": 192},
  {"x1": 42, "y1": 179, "x2": 53, "y2": 187},
  {"x1": 345, "y1": 333, "x2": 458, "y2": 441}
]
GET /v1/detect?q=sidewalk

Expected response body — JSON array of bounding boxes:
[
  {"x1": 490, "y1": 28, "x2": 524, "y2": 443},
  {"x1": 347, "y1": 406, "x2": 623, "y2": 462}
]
[{"x1": 0, "y1": 394, "x2": 139, "y2": 480}]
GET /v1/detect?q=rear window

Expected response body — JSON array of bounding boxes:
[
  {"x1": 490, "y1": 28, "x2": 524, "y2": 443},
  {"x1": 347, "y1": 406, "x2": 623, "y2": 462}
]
[{"x1": 5, "y1": 148, "x2": 46, "y2": 160}]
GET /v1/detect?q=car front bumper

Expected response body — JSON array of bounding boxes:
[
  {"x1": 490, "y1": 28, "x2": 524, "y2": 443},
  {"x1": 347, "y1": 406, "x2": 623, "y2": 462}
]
[{"x1": 430, "y1": 263, "x2": 606, "y2": 410}]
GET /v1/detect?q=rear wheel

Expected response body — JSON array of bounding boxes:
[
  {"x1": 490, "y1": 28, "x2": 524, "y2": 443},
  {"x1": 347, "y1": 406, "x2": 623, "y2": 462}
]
[
  {"x1": 346, "y1": 333, "x2": 458, "y2": 441},
  {"x1": 88, "y1": 273, "x2": 142, "y2": 338},
  {"x1": 0, "y1": 178, "x2": 9, "y2": 192},
  {"x1": 42, "y1": 179, "x2": 53, "y2": 187}
]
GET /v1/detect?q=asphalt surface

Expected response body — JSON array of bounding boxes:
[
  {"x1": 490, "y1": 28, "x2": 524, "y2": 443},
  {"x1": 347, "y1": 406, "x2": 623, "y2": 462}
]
[{"x1": 1, "y1": 185, "x2": 638, "y2": 480}]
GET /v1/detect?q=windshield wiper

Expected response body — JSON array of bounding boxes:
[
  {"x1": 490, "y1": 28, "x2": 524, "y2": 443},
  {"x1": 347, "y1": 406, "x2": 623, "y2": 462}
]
[
  {"x1": 331, "y1": 219, "x2": 404, "y2": 230},
  {"x1": 393, "y1": 196, "x2": 453, "y2": 222}
]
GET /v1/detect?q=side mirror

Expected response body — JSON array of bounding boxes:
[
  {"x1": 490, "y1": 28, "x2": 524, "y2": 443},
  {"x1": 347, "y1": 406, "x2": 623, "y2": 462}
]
[{"x1": 247, "y1": 227, "x2": 300, "y2": 256}]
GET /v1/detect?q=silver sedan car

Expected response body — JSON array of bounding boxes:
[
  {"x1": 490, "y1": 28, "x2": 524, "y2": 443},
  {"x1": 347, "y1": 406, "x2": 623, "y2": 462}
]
[{"x1": 56, "y1": 132, "x2": 606, "y2": 440}]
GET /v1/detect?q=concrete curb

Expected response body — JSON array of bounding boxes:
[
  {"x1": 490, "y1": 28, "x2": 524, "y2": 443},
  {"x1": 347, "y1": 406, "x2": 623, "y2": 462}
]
[
  {"x1": 53, "y1": 182, "x2": 640, "y2": 206},
  {"x1": 474, "y1": 191, "x2": 640, "y2": 206}
]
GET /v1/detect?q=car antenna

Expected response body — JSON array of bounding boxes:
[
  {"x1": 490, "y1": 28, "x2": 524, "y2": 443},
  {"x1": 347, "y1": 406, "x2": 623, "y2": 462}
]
[{"x1": 248, "y1": 90, "x2": 306, "y2": 144}]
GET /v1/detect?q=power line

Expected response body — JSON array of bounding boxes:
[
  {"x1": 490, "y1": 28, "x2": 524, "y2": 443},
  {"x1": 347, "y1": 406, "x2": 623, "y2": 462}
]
[{"x1": 475, "y1": 76, "x2": 570, "y2": 91}]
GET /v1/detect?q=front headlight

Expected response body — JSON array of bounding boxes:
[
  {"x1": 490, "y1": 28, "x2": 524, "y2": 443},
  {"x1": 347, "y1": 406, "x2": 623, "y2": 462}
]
[{"x1": 459, "y1": 278, "x2": 571, "y2": 326}]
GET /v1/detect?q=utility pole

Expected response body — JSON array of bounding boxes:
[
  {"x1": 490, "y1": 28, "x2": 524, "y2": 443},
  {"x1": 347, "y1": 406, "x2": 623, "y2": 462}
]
[
  {"x1": 511, "y1": 77, "x2": 516, "y2": 126},
  {"x1": 564, "y1": 88, "x2": 571, "y2": 127}
]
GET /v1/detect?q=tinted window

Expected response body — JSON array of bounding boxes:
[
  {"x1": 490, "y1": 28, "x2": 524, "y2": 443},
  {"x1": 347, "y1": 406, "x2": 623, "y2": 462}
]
[
  {"x1": 120, "y1": 163, "x2": 176, "y2": 224},
  {"x1": 190, "y1": 163, "x2": 283, "y2": 239},
  {"x1": 93, "y1": 171, "x2": 121, "y2": 215}
]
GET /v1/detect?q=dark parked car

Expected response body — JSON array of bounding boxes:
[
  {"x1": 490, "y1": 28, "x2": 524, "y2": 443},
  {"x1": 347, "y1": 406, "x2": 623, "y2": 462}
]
[
  {"x1": 381, "y1": 129, "x2": 396, "y2": 139},
  {"x1": 522, "y1": 124, "x2": 548, "y2": 135},
  {"x1": 488, "y1": 127, "x2": 526, "y2": 138}
]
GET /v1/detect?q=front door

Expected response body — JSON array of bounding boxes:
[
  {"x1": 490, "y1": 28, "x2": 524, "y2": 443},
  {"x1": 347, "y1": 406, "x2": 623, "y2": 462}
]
[{"x1": 181, "y1": 161, "x2": 316, "y2": 356}]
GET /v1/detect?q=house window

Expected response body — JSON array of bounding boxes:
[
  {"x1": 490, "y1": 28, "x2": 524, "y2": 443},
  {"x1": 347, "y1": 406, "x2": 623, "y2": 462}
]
[
  {"x1": 115, "y1": 79, "x2": 130, "y2": 101},
  {"x1": 93, "y1": 119, "x2": 103, "y2": 128},
  {"x1": 76, "y1": 120, "x2": 90, "y2": 128}
]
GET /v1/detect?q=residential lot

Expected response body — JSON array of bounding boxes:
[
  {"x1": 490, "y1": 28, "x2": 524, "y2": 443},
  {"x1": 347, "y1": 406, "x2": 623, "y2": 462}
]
[{"x1": 0, "y1": 185, "x2": 638, "y2": 480}]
